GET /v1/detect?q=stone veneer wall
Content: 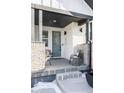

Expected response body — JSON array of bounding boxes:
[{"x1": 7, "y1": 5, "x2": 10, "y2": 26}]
[{"x1": 31, "y1": 42, "x2": 45, "y2": 72}]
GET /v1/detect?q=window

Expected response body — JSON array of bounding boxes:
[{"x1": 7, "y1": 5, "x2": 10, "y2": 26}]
[{"x1": 42, "y1": 31, "x2": 48, "y2": 46}]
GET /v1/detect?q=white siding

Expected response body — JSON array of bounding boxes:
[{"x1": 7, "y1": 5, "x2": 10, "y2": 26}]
[
  {"x1": 31, "y1": 0, "x2": 41, "y2": 4},
  {"x1": 51, "y1": 0, "x2": 60, "y2": 8},
  {"x1": 60, "y1": 0, "x2": 93, "y2": 16},
  {"x1": 72, "y1": 23, "x2": 86, "y2": 48},
  {"x1": 31, "y1": 0, "x2": 93, "y2": 16},
  {"x1": 63, "y1": 22, "x2": 86, "y2": 59},
  {"x1": 62, "y1": 23, "x2": 73, "y2": 59},
  {"x1": 43, "y1": 0, "x2": 51, "y2": 7}
]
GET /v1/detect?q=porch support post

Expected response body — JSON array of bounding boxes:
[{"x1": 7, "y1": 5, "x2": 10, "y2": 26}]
[
  {"x1": 85, "y1": 19, "x2": 93, "y2": 70},
  {"x1": 39, "y1": 10, "x2": 43, "y2": 42},
  {"x1": 86, "y1": 19, "x2": 90, "y2": 44},
  {"x1": 31, "y1": 8, "x2": 35, "y2": 41},
  {"x1": 84, "y1": 19, "x2": 90, "y2": 67},
  {"x1": 89, "y1": 22, "x2": 93, "y2": 70}
]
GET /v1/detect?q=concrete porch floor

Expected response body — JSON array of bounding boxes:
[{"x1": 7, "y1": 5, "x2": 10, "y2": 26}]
[
  {"x1": 45, "y1": 58, "x2": 72, "y2": 68},
  {"x1": 40, "y1": 58, "x2": 88, "y2": 76}
]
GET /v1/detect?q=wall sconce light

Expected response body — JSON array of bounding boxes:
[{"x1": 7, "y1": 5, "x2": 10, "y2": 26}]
[
  {"x1": 53, "y1": 19, "x2": 57, "y2": 23},
  {"x1": 64, "y1": 31, "x2": 67, "y2": 35},
  {"x1": 80, "y1": 28, "x2": 83, "y2": 32}
]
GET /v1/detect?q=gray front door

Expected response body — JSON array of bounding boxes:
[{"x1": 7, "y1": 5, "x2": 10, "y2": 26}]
[{"x1": 52, "y1": 31, "x2": 61, "y2": 57}]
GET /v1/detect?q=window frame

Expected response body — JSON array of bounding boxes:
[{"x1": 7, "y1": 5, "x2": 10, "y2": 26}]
[{"x1": 42, "y1": 30, "x2": 48, "y2": 47}]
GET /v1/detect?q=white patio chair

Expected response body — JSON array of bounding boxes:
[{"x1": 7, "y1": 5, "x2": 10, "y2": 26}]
[{"x1": 45, "y1": 48, "x2": 52, "y2": 66}]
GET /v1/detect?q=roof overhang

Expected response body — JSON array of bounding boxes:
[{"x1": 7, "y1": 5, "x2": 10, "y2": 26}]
[
  {"x1": 32, "y1": 3, "x2": 93, "y2": 28},
  {"x1": 31, "y1": 3, "x2": 93, "y2": 19},
  {"x1": 84, "y1": 0, "x2": 93, "y2": 9}
]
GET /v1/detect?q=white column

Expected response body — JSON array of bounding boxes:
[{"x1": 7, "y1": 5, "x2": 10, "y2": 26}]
[
  {"x1": 39, "y1": 10, "x2": 43, "y2": 42},
  {"x1": 31, "y1": 8, "x2": 35, "y2": 41}
]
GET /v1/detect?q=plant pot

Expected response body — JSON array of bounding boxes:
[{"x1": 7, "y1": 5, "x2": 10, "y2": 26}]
[{"x1": 86, "y1": 72, "x2": 93, "y2": 88}]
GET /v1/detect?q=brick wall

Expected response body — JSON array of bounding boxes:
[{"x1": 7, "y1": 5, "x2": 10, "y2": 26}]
[{"x1": 31, "y1": 42, "x2": 45, "y2": 72}]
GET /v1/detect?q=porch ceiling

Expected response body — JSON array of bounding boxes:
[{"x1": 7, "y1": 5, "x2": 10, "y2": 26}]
[
  {"x1": 35, "y1": 10, "x2": 87, "y2": 28},
  {"x1": 43, "y1": 11, "x2": 85, "y2": 28}
]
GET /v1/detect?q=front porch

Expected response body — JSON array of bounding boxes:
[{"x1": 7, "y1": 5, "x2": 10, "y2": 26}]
[
  {"x1": 31, "y1": 58, "x2": 89, "y2": 87},
  {"x1": 31, "y1": 3, "x2": 92, "y2": 74},
  {"x1": 32, "y1": 58, "x2": 88, "y2": 77}
]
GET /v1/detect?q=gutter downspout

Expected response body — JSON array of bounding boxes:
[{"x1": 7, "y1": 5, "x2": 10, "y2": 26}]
[{"x1": 85, "y1": 19, "x2": 92, "y2": 71}]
